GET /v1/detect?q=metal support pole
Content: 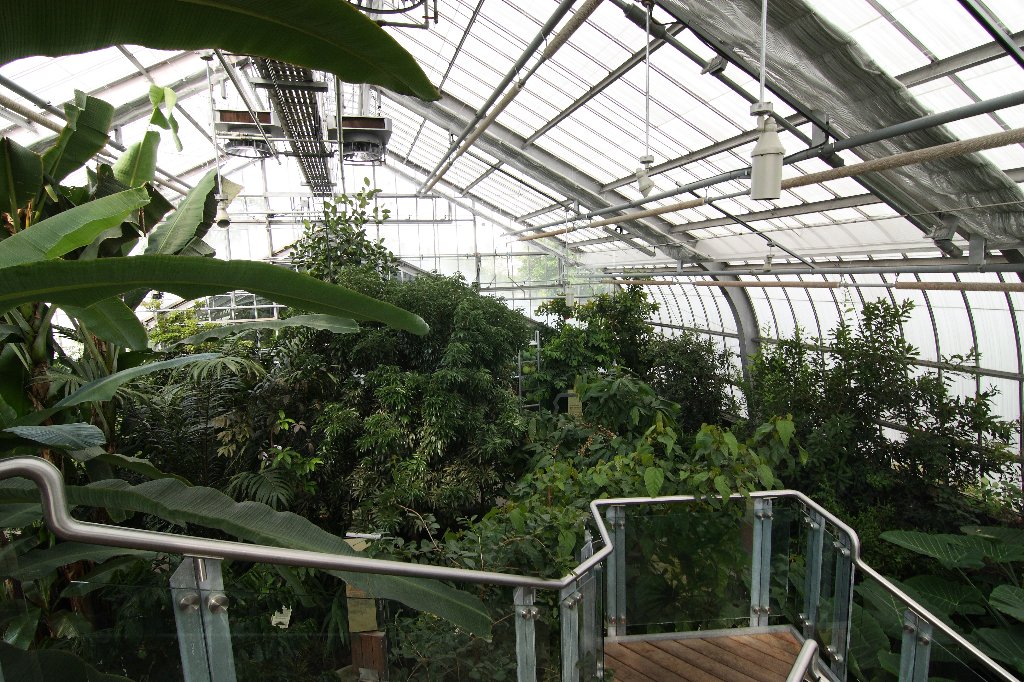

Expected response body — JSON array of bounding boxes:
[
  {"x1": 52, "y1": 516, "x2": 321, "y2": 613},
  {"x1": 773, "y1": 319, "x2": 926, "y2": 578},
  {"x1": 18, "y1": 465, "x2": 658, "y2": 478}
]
[
  {"x1": 560, "y1": 583, "x2": 581, "y2": 682},
  {"x1": 749, "y1": 498, "x2": 773, "y2": 627},
  {"x1": 828, "y1": 534, "x2": 855, "y2": 681},
  {"x1": 899, "y1": 610, "x2": 934, "y2": 682},
  {"x1": 514, "y1": 587, "x2": 538, "y2": 682},
  {"x1": 801, "y1": 510, "x2": 825, "y2": 640},
  {"x1": 170, "y1": 557, "x2": 237, "y2": 682},
  {"x1": 605, "y1": 505, "x2": 627, "y2": 637},
  {"x1": 578, "y1": 535, "x2": 601, "y2": 681}
]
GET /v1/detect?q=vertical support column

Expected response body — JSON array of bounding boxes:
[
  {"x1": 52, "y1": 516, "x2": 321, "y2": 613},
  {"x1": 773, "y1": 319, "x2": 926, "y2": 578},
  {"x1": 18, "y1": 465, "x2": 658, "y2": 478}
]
[
  {"x1": 828, "y1": 533, "x2": 855, "y2": 681},
  {"x1": 749, "y1": 498, "x2": 773, "y2": 628},
  {"x1": 605, "y1": 505, "x2": 627, "y2": 638},
  {"x1": 171, "y1": 557, "x2": 212, "y2": 682},
  {"x1": 560, "y1": 584, "x2": 581, "y2": 682},
  {"x1": 514, "y1": 587, "x2": 538, "y2": 682},
  {"x1": 898, "y1": 610, "x2": 933, "y2": 682},
  {"x1": 801, "y1": 509, "x2": 825, "y2": 639}
]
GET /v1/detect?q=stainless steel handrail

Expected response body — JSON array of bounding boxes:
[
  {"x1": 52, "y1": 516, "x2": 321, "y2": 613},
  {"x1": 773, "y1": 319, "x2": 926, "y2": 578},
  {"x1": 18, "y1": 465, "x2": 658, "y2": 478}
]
[
  {"x1": 587, "y1": 492, "x2": 1021, "y2": 682},
  {"x1": 786, "y1": 638, "x2": 819, "y2": 682},
  {"x1": 2, "y1": 456, "x2": 1020, "y2": 681}
]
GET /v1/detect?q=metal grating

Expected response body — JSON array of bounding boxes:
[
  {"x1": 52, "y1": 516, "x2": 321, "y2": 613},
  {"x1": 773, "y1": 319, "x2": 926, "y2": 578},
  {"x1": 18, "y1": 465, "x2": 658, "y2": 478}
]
[{"x1": 252, "y1": 58, "x2": 334, "y2": 196}]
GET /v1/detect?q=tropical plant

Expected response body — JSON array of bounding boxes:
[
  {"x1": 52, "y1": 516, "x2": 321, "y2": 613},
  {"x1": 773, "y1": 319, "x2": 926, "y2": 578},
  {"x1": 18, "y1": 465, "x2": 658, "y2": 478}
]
[
  {"x1": 747, "y1": 299, "x2": 1016, "y2": 572},
  {"x1": 0, "y1": 6, "x2": 492, "y2": 672},
  {"x1": 847, "y1": 525, "x2": 1024, "y2": 680}
]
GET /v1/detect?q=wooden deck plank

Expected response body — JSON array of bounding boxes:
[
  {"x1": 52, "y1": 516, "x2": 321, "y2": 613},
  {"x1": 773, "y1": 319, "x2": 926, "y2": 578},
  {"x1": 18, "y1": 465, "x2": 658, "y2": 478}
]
[
  {"x1": 651, "y1": 639, "x2": 762, "y2": 682},
  {"x1": 605, "y1": 633, "x2": 802, "y2": 682},
  {"x1": 730, "y1": 634, "x2": 799, "y2": 664},
  {"x1": 603, "y1": 646, "x2": 661, "y2": 682},
  {"x1": 682, "y1": 638, "x2": 788, "y2": 682},
  {"x1": 703, "y1": 637, "x2": 793, "y2": 677},
  {"x1": 605, "y1": 642, "x2": 697, "y2": 681}
]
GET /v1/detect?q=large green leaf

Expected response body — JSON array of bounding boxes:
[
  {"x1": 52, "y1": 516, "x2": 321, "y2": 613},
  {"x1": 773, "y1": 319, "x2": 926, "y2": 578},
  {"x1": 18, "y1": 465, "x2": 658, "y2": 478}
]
[
  {"x1": 974, "y1": 626, "x2": 1024, "y2": 672},
  {"x1": 112, "y1": 130, "x2": 160, "y2": 188},
  {"x1": 0, "y1": 187, "x2": 151, "y2": 268},
  {"x1": 0, "y1": 256, "x2": 429, "y2": 334},
  {"x1": 0, "y1": 474, "x2": 491, "y2": 637},
  {"x1": 1, "y1": 2, "x2": 439, "y2": 101},
  {"x1": 11, "y1": 354, "x2": 220, "y2": 428},
  {"x1": 54, "y1": 354, "x2": 221, "y2": 410},
  {"x1": 962, "y1": 526, "x2": 1024, "y2": 548},
  {"x1": 68, "y1": 448, "x2": 190, "y2": 484},
  {"x1": 7, "y1": 542, "x2": 155, "y2": 581},
  {"x1": 0, "y1": 346, "x2": 31, "y2": 422},
  {"x1": 849, "y1": 604, "x2": 889, "y2": 678},
  {"x1": 0, "y1": 641, "x2": 133, "y2": 681},
  {"x1": 0, "y1": 138, "x2": 42, "y2": 217},
  {"x1": 174, "y1": 314, "x2": 359, "y2": 346},
  {"x1": 62, "y1": 297, "x2": 149, "y2": 350},
  {"x1": 2, "y1": 608, "x2": 40, "y2": 649},
  {"x1": 2, "y1": 424, "x2": 105, "y2": 451},
  {"x1": 902, "y1": 574, "x2": 986, "y2": 618},
  {"x1": 145, "y1": 169, "x2": 217, "y2": 255},
  {"x1": 0, "y1": 503, "x2": 43, "y2": 528},
  {"x1": 880, "y1": 530, "x2": 986, "y2": 569},
  {"x1": 38, "y1": 91, "x2": 114, "y2": 183},
  {"x1": 61, "y1": 555, "x2": 153, "y2": 598},
  {"x1": 990, "y1": 585, "x2": 1024, "y2": 623}
]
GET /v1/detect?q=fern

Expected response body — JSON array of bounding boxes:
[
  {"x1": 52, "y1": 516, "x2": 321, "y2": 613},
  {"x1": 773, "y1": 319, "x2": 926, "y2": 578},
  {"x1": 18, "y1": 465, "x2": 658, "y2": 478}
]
[{"x1": 226, "y1": 468, "x2": 294, "y2": 510}]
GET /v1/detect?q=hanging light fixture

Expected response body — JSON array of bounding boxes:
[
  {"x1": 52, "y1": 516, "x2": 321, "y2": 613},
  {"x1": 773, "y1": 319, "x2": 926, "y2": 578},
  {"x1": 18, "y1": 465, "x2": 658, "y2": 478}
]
[
  {"x1": 635, "y1": 0, "x2": 655, "y2": 197},
  {"x1": 762, "y1": 241, "x2": 775, "y2": 272},
  {"x1": 204, "y1": 51, "x2": 231, "y2": 228},
  {"x1": 750, "y1": 0, "x2": 784, "y2": 201}
]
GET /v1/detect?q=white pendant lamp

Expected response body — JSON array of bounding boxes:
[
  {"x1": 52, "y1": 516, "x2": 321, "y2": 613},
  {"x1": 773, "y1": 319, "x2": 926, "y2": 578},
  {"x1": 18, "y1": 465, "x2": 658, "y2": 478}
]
[
  {"x1": 636, "y1": 0, "x2": 655, "y2": 197},
  {"x1": 750, "y1": 0, "x2": 784, "y2": 201}
]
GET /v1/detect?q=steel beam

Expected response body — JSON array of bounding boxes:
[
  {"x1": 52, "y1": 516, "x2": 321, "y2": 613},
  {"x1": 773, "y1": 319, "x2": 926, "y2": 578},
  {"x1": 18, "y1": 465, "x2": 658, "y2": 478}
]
[
  {"x1": 668, "y1": 194, "x2": 878, "y2": 234},
  {"x1": 898, "y1": 29, "x2": 1024, "y2": 88},
  {"x1": 957, "y1": 0, "x2": 1024, "y2": 71},
  {"x1": 390, "y1": 90, "x2": 695, "y2": 261}
]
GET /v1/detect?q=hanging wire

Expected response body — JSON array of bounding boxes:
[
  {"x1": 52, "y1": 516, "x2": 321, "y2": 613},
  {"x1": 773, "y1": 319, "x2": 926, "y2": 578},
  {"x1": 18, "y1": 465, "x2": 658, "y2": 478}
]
[
  {"x1": 205, "y1": 57, "x2": 223, "y2": 196},
  {"x1": 644, "y1": 0, "x2": 652, "y2": 159},
  {"x1": 759, "y1": 0, "x2": 768, "y2": 105}
]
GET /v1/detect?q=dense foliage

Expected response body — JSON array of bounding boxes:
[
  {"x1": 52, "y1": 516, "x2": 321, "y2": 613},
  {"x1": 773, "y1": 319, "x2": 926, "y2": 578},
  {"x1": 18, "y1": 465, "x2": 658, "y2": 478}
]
[{"x1": 747, "y1": 299, "x2": 1017, "y2": 572}]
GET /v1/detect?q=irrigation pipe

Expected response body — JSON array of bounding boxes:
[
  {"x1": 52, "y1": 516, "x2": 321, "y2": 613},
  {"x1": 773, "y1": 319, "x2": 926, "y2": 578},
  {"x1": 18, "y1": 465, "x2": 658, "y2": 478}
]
[
  {"x1": 519, "y1": 125, "x2": 1024, "y2": 241},
  {"x1": 601, "y1": 279, "x2": 1024, "y2": 292}
]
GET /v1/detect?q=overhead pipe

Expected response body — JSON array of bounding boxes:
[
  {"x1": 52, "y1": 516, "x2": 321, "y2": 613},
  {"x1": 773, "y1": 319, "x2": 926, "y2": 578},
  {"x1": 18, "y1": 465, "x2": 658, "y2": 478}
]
[
  {"x1": 598, "y1": 262, "x2": 1024, "y2": 278},
  {"x1": 515, "y1": 87, "x2": 1024, "y2": 236},
  {"x1": 519, "y1": 124, "x2": 1024, "y2": 240},
  {"x1": 417, "y1": 0, "x2": 579, "y2": 191},
  {"x1": 419, "y1": 0, "x2": 601, "y2": 194},
  {"x1": 605, "y1": 279, "x2": 1024, "y2": 292}
]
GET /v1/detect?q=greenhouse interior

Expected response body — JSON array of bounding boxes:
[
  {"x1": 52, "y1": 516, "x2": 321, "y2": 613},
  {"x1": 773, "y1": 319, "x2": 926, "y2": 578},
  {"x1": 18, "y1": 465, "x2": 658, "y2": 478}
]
[{"x1": 1, "y1": 0, "x2": 1023, "y2": 681}]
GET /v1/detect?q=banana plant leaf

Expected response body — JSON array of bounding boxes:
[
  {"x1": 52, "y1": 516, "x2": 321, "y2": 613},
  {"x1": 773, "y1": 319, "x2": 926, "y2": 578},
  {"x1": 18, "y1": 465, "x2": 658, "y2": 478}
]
[
  {"x1": 112, "y1": 130, "x2": 160, "y2": 188},
  {"x1": 0, "y1": 187, "x2": 151, "y2": 268},
  {"x1": 145, "y1": 170, "x2": 216, "y2": 255},
  {"x1": 1, "y1": 1, "x2": 439, "y2": 101},
  {"x1": 173, "y1": 314, "x2": 359, "y2": 346},
  {"x1": 68, "y1": 447, "x2": 190, "y2": 484},
  {"x1": 0, "y1": 642, "x2": 133, "y2": 682},
  {"x1": 1, "y1": 423, "x2": 105, "y2": 451},
  {"x1": 0, "y1": 138, "x2": 42, "y2": 217},
  {"x1": 37, "y1": 92, "x2": 114, "y2": 183},
  {"x1": 0, "y1": 256, "x2": 429, "y2": 334},
  {"x1": 0, "y1": 475, "x2": 492, "y2": 637},
  {"x1": 7, "y1": 542, "x2": 155, "y2": 581},
  {"x1": 12, "y1": 354, "x2": 220, "y2": 428},
  {"x1": 61, "y1": 297, "x2": 149, "y2": 350}
]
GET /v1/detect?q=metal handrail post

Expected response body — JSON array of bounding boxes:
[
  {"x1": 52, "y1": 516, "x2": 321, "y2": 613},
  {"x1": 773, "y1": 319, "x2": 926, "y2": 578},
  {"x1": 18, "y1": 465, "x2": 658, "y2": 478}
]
[
  {"x1": 514, "y1": 587, "x2": 538, "y2": 682},
  {"x1": 801, "y1": 509, "x2": 825, "y2": 639},
  {"x1": 749, "y1": 498, "x2": 773, "y2": 627},
  {"x1": 899, "y1": 609, "x2": 934, "y2": 682}
]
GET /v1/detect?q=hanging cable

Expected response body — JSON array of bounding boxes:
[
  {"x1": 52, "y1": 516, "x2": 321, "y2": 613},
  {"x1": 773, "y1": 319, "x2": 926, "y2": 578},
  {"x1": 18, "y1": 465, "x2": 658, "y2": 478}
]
[
  {"x1": 644, "y1": 0, "x2": 651, "y2": 160},
  {"x1": 759, "y1": 0, "x2": 768, "y2": 106}
]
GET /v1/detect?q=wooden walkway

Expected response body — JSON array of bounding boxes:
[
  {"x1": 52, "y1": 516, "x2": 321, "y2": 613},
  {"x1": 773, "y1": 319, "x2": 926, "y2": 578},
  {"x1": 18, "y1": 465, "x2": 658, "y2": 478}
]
[{"x1": 604, "y1": 632, "x2": 803, "y2": 682}]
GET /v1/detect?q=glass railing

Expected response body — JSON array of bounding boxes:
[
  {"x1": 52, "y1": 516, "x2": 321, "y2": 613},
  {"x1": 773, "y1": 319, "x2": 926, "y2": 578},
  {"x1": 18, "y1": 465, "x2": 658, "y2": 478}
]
[{"x1": 2, "y1": 456, "x2": 1019, "y2": 682}]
